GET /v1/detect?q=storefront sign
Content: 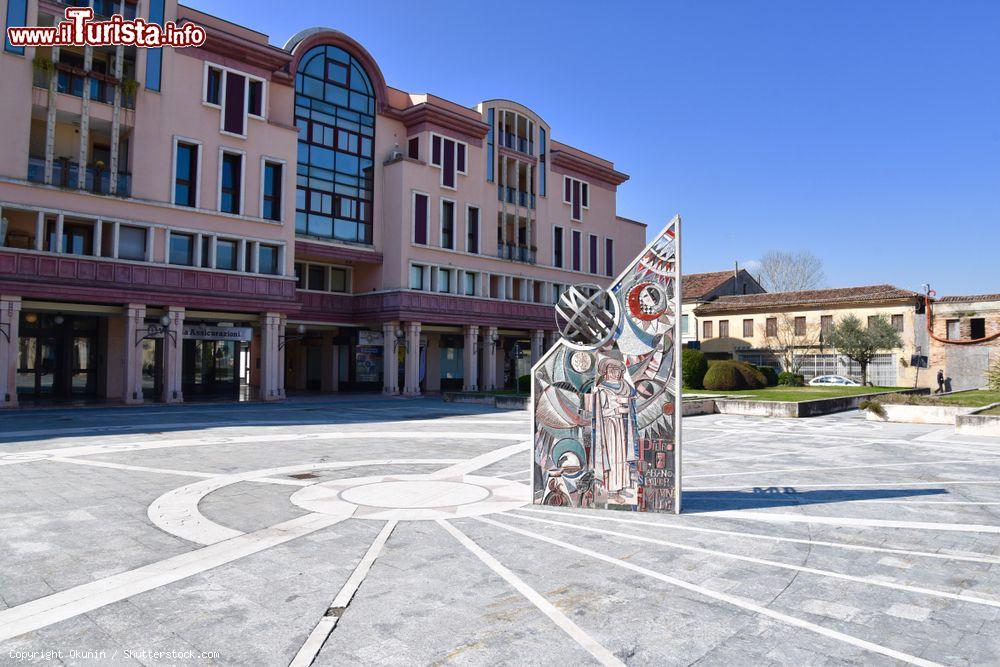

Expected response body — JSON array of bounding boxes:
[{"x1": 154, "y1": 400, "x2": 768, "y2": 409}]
[
  {"x1": 183, "y1": 325, "x2": 252, "y2": 341},
  {"x1": 358, "y1": 330, "x2": 384, "y2": 346}
]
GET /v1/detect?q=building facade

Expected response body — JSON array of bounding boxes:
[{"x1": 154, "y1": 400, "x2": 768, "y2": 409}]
[
  {"x1": 927, "y1": 295, "x2": 1000, "y2": 391},
  {"x1": 692, "y1": 285, "x2": 930, "y2": 387},
  {"x1": 0, "y1": 0, "x2": 646, "y2": 407},
  {"x1": 678, "y1": 268, "x2": 765, "y2": 347}
]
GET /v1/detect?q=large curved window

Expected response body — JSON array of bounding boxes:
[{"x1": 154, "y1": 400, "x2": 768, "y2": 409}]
[{"x1": 294, "y1": 45, "x2": 375, "y2": 245}]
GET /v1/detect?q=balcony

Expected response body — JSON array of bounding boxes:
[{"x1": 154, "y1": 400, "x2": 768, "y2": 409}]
[
  {"x1": 34, "y1": 64, "x2": 136, "y2": 109},
  {"x1": 499, "y1": 131, "x2": 534, "y2": 156},
  {"x1": 496, "y1": 185, "x2": 535, "y2": 209},
  {"x1": 496, "y1": 243, "x2": 536, "y2": 264},
  {"x1": 28, "y1": 156, "x2": 131, "y2": 197}
]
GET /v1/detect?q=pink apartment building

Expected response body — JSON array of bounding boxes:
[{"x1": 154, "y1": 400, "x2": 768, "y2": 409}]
[{"x1": 0, "y1": 0, "x2": 646, "y2": 407}]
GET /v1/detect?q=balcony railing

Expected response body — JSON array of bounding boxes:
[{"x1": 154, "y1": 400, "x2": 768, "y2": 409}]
[
  {"x1": 28, "y1": 156, "x2": 131, "y2": 197},
  {"x1": 34, "y1": 65, "x2": 136, "y2": 109},
  {"x1": 496, "y1": 185, "x2": 536, "y2": 209},
  {"x1": 500, "y1": 131, "x2": 534, "y2": 156},
  {"x1": 496, "y1": 243, "x2": 536, "y2": 264}
]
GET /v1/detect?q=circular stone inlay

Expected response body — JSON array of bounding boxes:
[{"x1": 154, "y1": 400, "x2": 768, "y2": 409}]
[{"x1": 340, "y1": 480, "x2": 490, "y2": 509}]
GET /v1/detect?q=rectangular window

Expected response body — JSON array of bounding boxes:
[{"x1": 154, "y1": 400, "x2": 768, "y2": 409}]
[
  {"x1": 220, "y1": 152, "x2": 242, "y2": 214},
  {"x1": 442, "y1": 138, "x2": 455, "y2": 188},
  {"x1": 588, "y1": 234, "x2": 598, "y2": 274},
  {"x1": 307, "y1": 265, "x2": 326, "y2": 291},
  {"x1": 201, "y1": 238, "x2": 211, "y2": 268},
  {"x1": 719, "y1": 320, "x2": 730, "y2": 338},
  {"x1": 743, "y1": 319, "x2": 753, "y2": 337},
  {"x1": 258, "y1": 244, "x2": 279, "y2": 275},
  {"x1": 118, "y1": 226, "x2": 147, "y2": 261},
  {"x1": 867, "y1": 316, "x2": 878, "y2": 329},
  {"x1": 223, "y1": 72, "x2": 246, "y2": 135},
  {"x1": 766, "y1": 317, "x2": 777, "y2": 337},
  {"x1": 431, "y1": 135, "x2": 441, "y2": 166},
  {"x1": 946, "y1": 319, "x2": 959, "y2": 340},
  {"x1": 205, "y1": 66, "x2": 222, "y2": 105},
  {"x1": 553, "y1": 226, "x2": 564, "y2": 268},
  {"x1": 409, "y1": 264, "x2": 425, "y2": 290},
  {"x1": 795, "y1": 316, "x2": 807, "y2": 336},
  {"x1": 971, "y1": 318, "x2": 986, "y2": 339},
  {"x1": 464, "y1": 272, "x2": 476, "y2": 296},
  {"x1": 413, "y1": 193, "x2": 428, "y2": 245},
  {"x1": 605, "y1": 238, "x2": 614, "y2": 277},
  {"x1": 486, "y1": 108, "x2": 495, "y2": 182},
  {"x1": 174, "y1": 141, "x2": 198, "y2": 207},
  {"x1": 169, "y1": 233, "x2": 194, "y2": 266},
  {"x1": 248, "y1": 80, "x2": 264, "y2": 118},
  {"x1": 563, "y1": 176, "x2": 589, "y2": 221},
  {"x1": 262, "y1": 161, "x2": 282, "y2": 221},
  {"x1": 330, "y1": 267, "x2": 348, "y2": 293},
  {"x1": 821, "y1": 315, "x2": 833, "y2": 333},
  {"x1": 144, "y1": 0, "x2": 164, "y2": 91},
  {"x1": 438, "y1": 268, "x2": 451, "y2": 293},
  {"x1": 703, "y1": 321, "x2": 713, "y2": 339},
  {"x1": 441, "y1": 200, "x2": 455, "y2": 250},
  {"x1": 682, "y1": 314, "x2": 689, "y2": 333},
  {"x1": 571, "y1": 230, "x2": 581, "y2": 271},
  {"x1": 538, "y1": 127, "x2": 546, "y2": 196},
  {"x1": 456, "y1": 143, "x2": 466, "y2": 174},
  {"x1": 4, "y1": 0, "x2": 27, "y2": 54},
  {"x1": 888, "y1": 314, "x2": 903, "y2": 333},
  {"x1": 216, "y1": 239, "x2": 237, "y2": 271},
  {"x1": 407, "y1": 137, "x2": 419, "y2": 160},
  {"x1": 466, "y1": 206, "x2": 479, "y2": 254},
  {"x1": 431, "y1": 134, "x2": 465, "y2": 188}
]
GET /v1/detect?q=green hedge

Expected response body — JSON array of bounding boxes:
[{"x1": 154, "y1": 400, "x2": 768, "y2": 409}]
[
  {"x1": 777, "y1": 371, "x2": 806, "y2": 386},
  {"x1": 755, "y1": 365, "x2": 779, "y2": 387},
  {"x1": 682, "y1": 348, "x2": 709, "y2": 389},
  {"x1": 704, "y1": 360, "x2": 767, "y2": 391}
]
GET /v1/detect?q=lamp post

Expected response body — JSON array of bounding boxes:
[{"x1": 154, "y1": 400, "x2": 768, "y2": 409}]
[
  {"x1": 279, "y1": 324, "x2": 307, "y2": 350},
  {"x1": 136, "y1": 314, "x2": 176, "y2": 347}
]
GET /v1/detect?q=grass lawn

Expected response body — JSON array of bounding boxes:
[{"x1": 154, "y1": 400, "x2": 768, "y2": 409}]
[
  {"x1": 933, "y1": 390, "x2": 1000, "y2": 408},
  {"x1": 980, "y1": 404, "x2": 1000, "y2": 416},
  {"x1": 687, "y1": 386, "x2": 905, "y2": 402}
]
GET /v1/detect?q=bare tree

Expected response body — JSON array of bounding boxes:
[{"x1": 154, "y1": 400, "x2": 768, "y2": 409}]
[
  {"x1": 758, "y1": 250, "x2": 826, "y2": 293},
  {"x1": 759, "y1": 313, "x2": 821, "y2": 373}
]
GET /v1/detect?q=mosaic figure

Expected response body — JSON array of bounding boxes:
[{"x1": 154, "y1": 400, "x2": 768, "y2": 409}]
[{"x1": 532, "y1": 217, "x2": 682, "y2": 513}]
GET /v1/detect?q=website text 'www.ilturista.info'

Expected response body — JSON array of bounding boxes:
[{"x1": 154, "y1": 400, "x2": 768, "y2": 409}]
[{"x1": 6, "y1": 7, "x2": 206, "y2": 48}]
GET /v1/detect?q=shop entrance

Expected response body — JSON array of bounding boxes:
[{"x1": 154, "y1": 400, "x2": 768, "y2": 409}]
[
  {"x1": 16, "y1": 313, "x2": 101, "y2": 401},
  {"x1": 182, "y1": 339, "x2": 239, "y2": 399}
]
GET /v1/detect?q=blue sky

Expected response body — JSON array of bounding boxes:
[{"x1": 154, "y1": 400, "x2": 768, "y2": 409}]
[{"x1": 196, "y1": 0, "x2": 999, "y2": 296}]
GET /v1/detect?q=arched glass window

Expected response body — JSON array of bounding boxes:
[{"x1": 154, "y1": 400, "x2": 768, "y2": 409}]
[{"x1": 294, "y1": 45, "x2": 376, "y2": 245}]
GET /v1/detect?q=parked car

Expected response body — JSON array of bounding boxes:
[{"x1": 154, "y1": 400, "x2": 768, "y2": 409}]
[{"x1": 808, "y1": 375, "x2": 862, "y2": 386}]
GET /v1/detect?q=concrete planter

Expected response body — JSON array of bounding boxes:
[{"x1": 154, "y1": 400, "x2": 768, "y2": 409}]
[
  {"x1": 956, "y1": 404, "x2": 1000, "y2": 436},
  {"x1": 716, "y1": 388, "x2": 928, "y2": 419},
  {"x1": 682, "y1": 398, "x2": 716, "y2": 416},
  {"x1": 865, "y1": 403, "x2": 978, "y2": 425},
  {"x1": 443, "y1": 392, "x2": 529, "y2": 410}
]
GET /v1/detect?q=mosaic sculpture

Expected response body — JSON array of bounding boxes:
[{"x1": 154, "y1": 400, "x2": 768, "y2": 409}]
[{"x1": 531, "y1": 216, "x2": 682, "y2": 513}]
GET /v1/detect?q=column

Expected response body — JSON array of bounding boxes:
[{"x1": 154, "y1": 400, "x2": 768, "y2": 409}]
[
  {"x1": 34, "y1": 212, "x2": 44, "y2": 251},
  {"x1": 382, "y1": 321, "x2": 399, "y2": 395},
  {"x1": 403, "y1": 321, "x2": 421, "y2": 396},
  {"x1": 531, "y1": 329, "x2": 545, "y2": 365},
  {"x1": 93, "y1": 220, "x2": 103, "y2": 257},
  {"x1": 109, "y1": 44, "x2": 124, "y2": 195},
  {"x1": 44, "y1": 46, "x2": 59, "y2": 185},
  {"x1": 54, "y1": 214, "x2": 64, "y2": 253},
  {"x1": 463, "y1": 325, "x2": 479, "y2": 392},
  {"x1": 0, "y1": 296, "x2": 22, "y2": 408},
  {"x1": 122, "y1": 304, "x2": 145, "y2": 404},
  {"x1": 481, "y1": 326, "x2": 498, "y2": 391},
  {"x1": 259, "y1": 312, "x2": 285, "y2": 401},
  {"x1": 545, "y1": 330, "x2": 560, "y2": 352},
  {"x1": 161, "y1": 306, "x2": 184, "y2": 403},
  {"x1": 77, "y1": 44, "x2": 93, "y2": 189}
]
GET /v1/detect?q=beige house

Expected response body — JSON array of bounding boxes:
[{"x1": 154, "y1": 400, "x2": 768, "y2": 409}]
[
  {"x1": 692, "y1": 285, "x2": 930, "y2": 387},
  {"x1": 928, "y1": 295, "x2": 1000, "y2": 391},
  {"x1": 679, "y1": 269, "x2": 765, "y2": 346}
]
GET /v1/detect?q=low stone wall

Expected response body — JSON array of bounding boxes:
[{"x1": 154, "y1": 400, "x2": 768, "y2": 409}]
[
  {"x1": 956, "y1": 405, "x2": 1000, "y2": 436},
  {"x1": 443, "y1": 392, "x2": 529, "y2": 410},
  {"x1": 682, "y1": 398, "x2": 716, "y2": 416},
  {"x1": 865, "y1": 403, "x2": 978, "y2": 425},
  {"x1": 717, "y1": 388, "x2": 929, "y2": 419}
]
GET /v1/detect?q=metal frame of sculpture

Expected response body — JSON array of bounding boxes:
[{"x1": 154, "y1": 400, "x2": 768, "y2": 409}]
[{"x1": 531, "y1": 216, "x2": 682, "y2": 514}]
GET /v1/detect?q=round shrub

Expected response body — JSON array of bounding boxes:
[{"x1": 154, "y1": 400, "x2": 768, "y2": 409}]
[
  {"x1": 755, "y1": 365, "x2": 779, "y2": 387},
  {"x1": 681, "y1": 348, "x2": 709, "y2": 389},
  {"x1": 703, "y1": 362, "x2": 743, "y2": 391},
  {"x1": 734, "y1": 362, "x2": 767, "y2": 389},
  {"x1": 777, "y1": 371, "x2": 806, "y2": 386}
]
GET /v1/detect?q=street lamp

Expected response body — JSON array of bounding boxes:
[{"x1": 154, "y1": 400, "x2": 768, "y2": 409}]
[
  {"x1": 394, "y1": 327, "x2": 405, "y2": 351},
  {"x1": 279, "y1": 324, "x2": 307, "y2": 350},
  {"x1": 136, "y1": 313, "x2": 176, "y2": 346},
  {"x1": 490, "y1": 331, "x2": 499, "y2": 351}
]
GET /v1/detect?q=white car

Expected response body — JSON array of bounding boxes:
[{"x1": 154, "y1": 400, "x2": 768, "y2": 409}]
[{"x1": 808, "y1": 375, "x2": 862, "y2": 386}]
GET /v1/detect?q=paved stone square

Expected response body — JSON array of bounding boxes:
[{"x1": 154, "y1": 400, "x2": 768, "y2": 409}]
[{"x1": 2, "y1": 397, "x2": 1000, "y2": 666}]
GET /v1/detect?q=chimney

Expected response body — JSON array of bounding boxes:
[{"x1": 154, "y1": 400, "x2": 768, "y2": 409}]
[{"x1": 734, "y1": 261, "x2": 739, "y2": 295}]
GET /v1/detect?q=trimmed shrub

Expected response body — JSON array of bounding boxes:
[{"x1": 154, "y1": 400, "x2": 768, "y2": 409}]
[
  {"x1": 755, "y1": 365, "x2": 779, "y2": 387},
  {"x1": 681, "y1": 348, "x2": 709, "y2": 389},
  {"x1": 859, "y1": 399, "x2": 887, "y2": 420},
  {"x1": 703, "y1": 362, "x2": 742, "y2": 391},
  {"x1": 703, "y1": 360, "x2": 766, "y2": 391},
  {"x1": 778, "y1": 371, "x2": 806, "y2": 386}
]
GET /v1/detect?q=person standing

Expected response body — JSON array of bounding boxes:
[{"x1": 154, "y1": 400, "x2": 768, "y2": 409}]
[{"x1": 935, "y1": 369, "x2": 946, "y2": 394}]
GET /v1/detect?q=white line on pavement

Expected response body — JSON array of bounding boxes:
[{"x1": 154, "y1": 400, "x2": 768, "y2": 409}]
[
  {"x1": 438, "y1": 519, "x2": 624, "y2": 666},
  {"x1": 290, "y1": 520, "x2": 398, "y2": 667},
  {"x1": 433, "y1": 441, "x2": 531, "y2": 478},
  {"x1": 476, "y1": 516, "x2": 940, "y2": 667},
  {"x1": 516, "y1": 508, "x2": 1000, "y2": 565},
  {"x1": 504, "y1": 512, "x2": 1000, "y2": 609},
  {"x1": 0, "y1": 513, "x2": 348, "y2": 644}
]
